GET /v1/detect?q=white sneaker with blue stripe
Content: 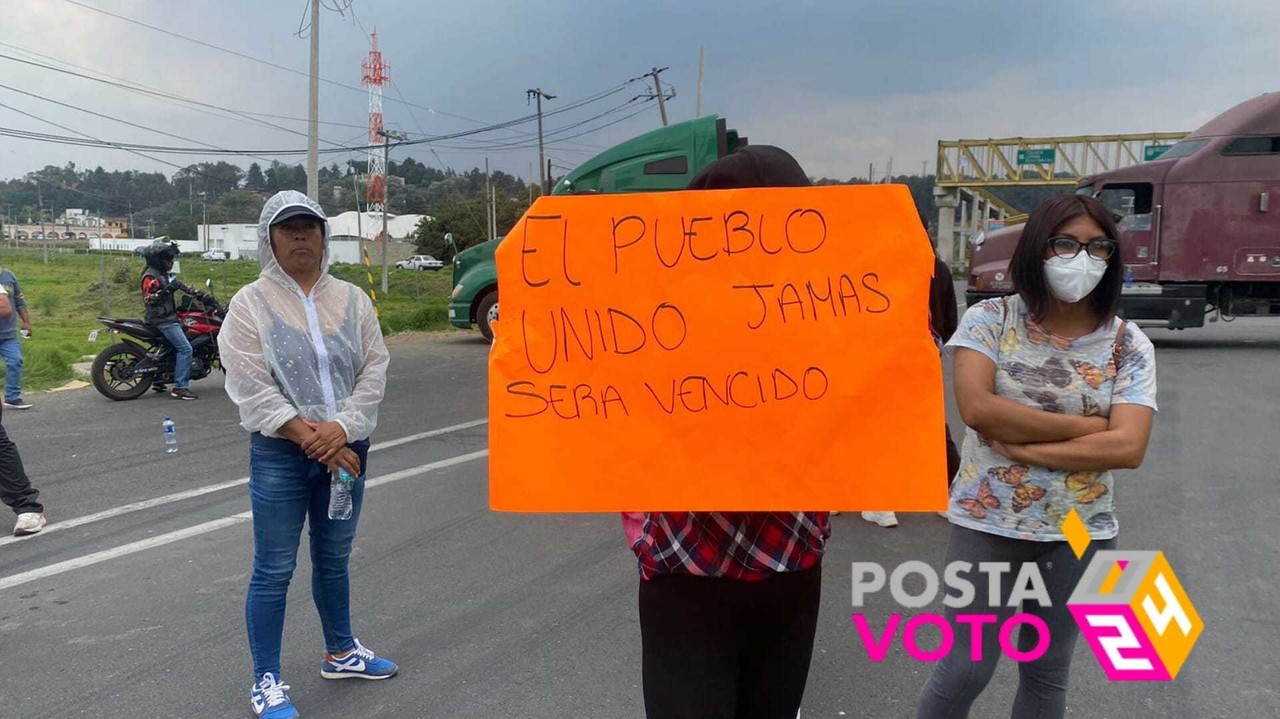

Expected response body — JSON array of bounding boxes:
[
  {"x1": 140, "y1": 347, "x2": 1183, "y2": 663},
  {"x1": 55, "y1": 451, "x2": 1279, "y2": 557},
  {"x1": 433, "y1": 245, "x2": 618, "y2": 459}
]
[
  {"x1": 250, "y1": 673, "x2": 299, "y2": 719},
  {"x1": 320, "y1": 639, "x2": 398, "y2": 680}
]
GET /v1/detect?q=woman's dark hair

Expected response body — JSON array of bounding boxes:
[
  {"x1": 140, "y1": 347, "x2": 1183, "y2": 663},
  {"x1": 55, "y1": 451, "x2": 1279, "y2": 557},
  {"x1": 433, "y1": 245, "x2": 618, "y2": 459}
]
[{"x1": 1010, "y1": 194, "x2": 1123, "y2": 324}]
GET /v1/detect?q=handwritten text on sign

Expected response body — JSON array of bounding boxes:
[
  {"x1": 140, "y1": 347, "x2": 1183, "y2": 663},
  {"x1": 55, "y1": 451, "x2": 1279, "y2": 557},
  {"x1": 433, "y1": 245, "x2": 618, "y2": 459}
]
[{"x1": 489, "y1": 185, "x2": 946, "y2": 512}]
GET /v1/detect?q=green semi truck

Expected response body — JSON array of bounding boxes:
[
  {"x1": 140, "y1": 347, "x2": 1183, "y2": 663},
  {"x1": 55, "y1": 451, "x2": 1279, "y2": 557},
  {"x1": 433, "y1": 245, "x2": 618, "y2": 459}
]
[{"x1": 447, "y1": 116, "x2": 747, "y2": 340}]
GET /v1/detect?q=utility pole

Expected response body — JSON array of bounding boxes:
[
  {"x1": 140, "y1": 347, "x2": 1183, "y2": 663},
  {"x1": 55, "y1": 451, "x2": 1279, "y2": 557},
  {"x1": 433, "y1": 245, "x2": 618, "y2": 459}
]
[
  {"x1": 650, "y1": 67, "x2": 670, "y2": 126},
  {"x1": 37, "y1": 181, "x2": 47, "y2": 265},
  {"x1": 485, "y1": 158, "x2": 493, "y2": 242},
  {"x1": 922, "y1": 161, "x2": 928, "y2": 177},
  {"x1": 306, "y1": 0, "x2": 320, "y2": 200},
  {"x1": 527, "y1": 88, "x2": 555, "y2": 194},
  {"x1": 353, "y1": 171, "x2": 362, "y2": 241},
  {"x1": 199, "y1": 191, "x2": 208, "y2": 251},
  {"x1": 376, "y1": 128, "x2": 407, "y2": 294},
  {"x1": 869, "y1": 163, "x2": 874, "y2": 183},
  {"x1": 696, "y1": 48, "x2": 704, "y2": 118}
]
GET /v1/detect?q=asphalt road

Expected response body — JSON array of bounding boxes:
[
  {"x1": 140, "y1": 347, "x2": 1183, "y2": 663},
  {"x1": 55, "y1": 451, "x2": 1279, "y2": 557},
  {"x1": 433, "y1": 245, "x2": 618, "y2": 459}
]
[{"x1": 1, "y1": 316, "x2": 1278, "y2": 719}]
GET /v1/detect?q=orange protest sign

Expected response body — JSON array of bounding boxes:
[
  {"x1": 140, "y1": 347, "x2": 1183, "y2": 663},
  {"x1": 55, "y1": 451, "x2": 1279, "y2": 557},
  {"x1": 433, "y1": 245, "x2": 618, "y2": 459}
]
[{"x1": 488, "y1": 184, "x2": 946, "y2": 512}]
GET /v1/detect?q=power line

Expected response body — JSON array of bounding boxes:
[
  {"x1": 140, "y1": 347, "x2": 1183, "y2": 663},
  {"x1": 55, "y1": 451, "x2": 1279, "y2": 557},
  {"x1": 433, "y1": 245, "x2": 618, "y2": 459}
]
[
  {"x1": 63, "y1": 0, "x2": 648, "y2": 136},
  {"x1": 0, "y1": 36, "x2": 642, "y2": 159},
  {"x1": 0, "y1": 95, "x2": 658, "y2": 160},
  {"x1": 56, "y1": 0, "x2": 502, "y2": 125},
  {"x1": 0, "y1": 81, "x2": 281, "y2": 164},
  {"x1": 0, "y1": 41, "x2": 369, "y2": 130},
  {"x1": 0, "y1": 48, "x2": 366, "y2": 145},
  {"x1": 0, "y1": 99, "x2": 230, "y2": 177},
  {"x1": 434, "y1": 97, "x2": 646, "y2": 152},
  {"x1": 59, "y1": 0, "x2": 353, "y2": 93}
]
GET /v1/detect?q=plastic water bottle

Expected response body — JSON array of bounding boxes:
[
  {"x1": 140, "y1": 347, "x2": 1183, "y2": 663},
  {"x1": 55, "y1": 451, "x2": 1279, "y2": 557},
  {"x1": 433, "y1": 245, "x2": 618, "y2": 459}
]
[
  {"x1": 163, "y1": 416, "x2": 178, "y2": 454},
  {"x1": 328, "y1": 469, "x2": 355, "y2": 520},
  {"x1": 1124, "y1": 265, "x2": 1134, "y2": 286}
]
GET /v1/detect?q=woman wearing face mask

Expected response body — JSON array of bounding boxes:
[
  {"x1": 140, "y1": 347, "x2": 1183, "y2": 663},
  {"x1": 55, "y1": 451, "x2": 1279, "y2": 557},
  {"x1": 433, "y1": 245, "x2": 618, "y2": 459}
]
[{"x1": 916, "y1": 194, "x2": 1157, "y2": 719}]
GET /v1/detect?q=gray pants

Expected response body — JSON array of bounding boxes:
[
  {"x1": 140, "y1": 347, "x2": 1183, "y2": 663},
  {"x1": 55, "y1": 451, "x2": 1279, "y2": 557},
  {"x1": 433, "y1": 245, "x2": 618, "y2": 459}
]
[{"x1": 915, "y1": 524, "x2": 1115, "y2": 719}]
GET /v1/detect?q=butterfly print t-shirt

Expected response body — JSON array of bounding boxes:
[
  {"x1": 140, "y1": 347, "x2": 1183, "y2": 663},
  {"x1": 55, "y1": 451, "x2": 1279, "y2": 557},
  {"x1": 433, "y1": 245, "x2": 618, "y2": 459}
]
[{"x1": 944, "y1": 296, "x2": 1158, "y2": 542}]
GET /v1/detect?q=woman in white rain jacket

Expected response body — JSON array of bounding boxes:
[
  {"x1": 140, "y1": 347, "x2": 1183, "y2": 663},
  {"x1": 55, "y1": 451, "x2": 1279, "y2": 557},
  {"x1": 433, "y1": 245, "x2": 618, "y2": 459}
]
[{"x1": 219, "y1": 190, "x2": 394, "y2": 719}]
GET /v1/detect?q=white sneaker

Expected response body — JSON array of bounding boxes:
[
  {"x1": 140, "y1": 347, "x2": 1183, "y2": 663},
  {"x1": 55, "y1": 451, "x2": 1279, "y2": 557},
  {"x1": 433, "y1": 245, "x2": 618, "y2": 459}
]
[
  {"x1": 13, "y1": 512, "x2": 46, "y2": 536},
  {"x1": 861, "y1": 511, "x2": 898, "y2": 528}
]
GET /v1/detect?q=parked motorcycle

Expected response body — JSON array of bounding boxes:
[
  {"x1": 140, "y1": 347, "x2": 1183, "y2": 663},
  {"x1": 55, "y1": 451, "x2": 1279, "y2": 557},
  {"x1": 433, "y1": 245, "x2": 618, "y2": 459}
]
[{"x1": 90, "y1": 279, "x2": 226, "y2": 401}]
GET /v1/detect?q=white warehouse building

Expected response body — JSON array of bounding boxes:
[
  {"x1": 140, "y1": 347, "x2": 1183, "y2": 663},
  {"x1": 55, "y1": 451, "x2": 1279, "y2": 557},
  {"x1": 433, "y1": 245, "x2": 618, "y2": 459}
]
[{"x1": 200, "y1": 211, "x2": 429, "y2": 265}]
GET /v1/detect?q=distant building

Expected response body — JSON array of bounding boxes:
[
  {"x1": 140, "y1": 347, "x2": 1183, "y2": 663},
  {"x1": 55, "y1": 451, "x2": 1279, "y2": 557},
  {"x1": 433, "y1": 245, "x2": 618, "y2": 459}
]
[{"x1": 201, "y1": 210, "x2": 427, "y2": 265}]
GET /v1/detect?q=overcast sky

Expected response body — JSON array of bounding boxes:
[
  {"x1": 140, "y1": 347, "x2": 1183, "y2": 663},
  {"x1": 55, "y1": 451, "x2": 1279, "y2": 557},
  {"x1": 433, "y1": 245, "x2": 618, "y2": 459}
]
[{"x1": 2, "y1": 0, "x2": 1277, "y2": 184}]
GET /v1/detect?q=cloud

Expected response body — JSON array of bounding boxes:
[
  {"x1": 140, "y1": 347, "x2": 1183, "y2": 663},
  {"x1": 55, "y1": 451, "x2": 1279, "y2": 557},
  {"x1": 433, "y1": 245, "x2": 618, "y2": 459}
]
[
  {"x1": 1, "y1": 0, "x2": 1278, "y2": 184},
  {"x1": 735, "y1": 67, "x2": 1275, "y2": 180}
]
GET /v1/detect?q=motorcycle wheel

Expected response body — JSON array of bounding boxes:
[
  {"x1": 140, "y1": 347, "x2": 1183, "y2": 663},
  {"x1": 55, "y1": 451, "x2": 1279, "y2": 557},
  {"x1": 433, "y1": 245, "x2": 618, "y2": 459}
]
[{"x1": 90, "y1": 343, "x2": 153, "y2": 401}]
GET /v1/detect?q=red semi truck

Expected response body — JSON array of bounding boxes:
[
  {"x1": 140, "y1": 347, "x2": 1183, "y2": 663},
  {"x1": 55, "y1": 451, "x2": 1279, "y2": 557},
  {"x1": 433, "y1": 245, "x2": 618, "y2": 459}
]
[{"x1": 967, "y1": 92, "x2": 1280, "y2": 328}]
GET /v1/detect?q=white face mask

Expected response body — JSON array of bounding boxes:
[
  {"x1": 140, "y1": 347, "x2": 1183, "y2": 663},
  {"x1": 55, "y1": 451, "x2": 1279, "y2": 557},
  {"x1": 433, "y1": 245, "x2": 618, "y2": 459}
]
[{"x1": 1043, "y1": 253, "x2": 1107, "y2": 304}]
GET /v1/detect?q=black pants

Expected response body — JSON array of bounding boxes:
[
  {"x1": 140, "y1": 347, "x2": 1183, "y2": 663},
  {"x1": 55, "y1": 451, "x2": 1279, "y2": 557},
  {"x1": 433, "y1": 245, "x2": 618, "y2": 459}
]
[
  {"x1": 639, "y1": 563, "x2": 822, "y2": 719},
  {"x1": 0, "y1": 404, "x2": 40, "y2": 515}
]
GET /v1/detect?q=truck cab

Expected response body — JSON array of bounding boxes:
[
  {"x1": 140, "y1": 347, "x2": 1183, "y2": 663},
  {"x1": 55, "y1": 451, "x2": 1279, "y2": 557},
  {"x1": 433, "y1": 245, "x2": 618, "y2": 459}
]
[
  {"x1": 448, "y1": 116, "x2": 746, "y2": 340},
  {"x1": 967, "y1": 92, "x2": 1280, "y2": 328}
]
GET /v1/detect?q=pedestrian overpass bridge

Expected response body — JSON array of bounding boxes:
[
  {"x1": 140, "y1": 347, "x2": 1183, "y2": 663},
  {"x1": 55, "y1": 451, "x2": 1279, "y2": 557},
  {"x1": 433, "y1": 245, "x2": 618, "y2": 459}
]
[{"x1": 932, "y1": 131, "x2": 1187, "y2": 267}]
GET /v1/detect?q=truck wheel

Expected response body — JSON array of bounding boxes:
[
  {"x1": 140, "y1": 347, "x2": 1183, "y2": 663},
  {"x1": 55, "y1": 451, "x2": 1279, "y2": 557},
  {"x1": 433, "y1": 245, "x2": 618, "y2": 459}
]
[{"x1": 477, "y1": 291, "x2": 499, "y2": 342}]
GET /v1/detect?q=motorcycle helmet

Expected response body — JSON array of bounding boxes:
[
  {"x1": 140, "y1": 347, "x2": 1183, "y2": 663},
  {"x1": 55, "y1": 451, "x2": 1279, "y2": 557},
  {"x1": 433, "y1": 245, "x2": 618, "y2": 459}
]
[{"x1": 137, "y1": 239, "x2": 180, "y2": 272}]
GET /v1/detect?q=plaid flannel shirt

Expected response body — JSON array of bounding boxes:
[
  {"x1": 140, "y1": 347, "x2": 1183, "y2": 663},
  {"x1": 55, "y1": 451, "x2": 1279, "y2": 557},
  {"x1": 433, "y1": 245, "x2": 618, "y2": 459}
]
[{"x1": 631, "y1": 511, "x2": 831, "y2": 581}]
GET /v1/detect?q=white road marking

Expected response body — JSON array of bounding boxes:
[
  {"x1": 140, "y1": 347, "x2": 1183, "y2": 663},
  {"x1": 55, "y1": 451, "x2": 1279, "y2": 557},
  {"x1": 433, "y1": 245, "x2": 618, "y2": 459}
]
[
  {"x1": 0, "y1": 515, "x2": 250, "y2": 592},
  {"x1": 0, "y1": 449, "x2": 488, "y2": 592},
  {"x1": 0, "y1": 419, "x2": 487, "y2": 547}
]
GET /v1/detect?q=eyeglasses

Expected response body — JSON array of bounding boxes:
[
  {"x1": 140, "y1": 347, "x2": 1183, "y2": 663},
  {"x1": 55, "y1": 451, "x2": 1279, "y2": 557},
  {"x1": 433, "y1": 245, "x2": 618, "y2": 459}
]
[{"x1": 1047, "y1": 235, "x2": 1118, "y2": 261}]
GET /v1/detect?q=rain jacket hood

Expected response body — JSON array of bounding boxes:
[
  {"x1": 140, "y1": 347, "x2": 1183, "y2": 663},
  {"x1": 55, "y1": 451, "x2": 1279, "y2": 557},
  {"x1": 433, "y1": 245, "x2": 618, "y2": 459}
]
[
  {"x1": 218, "y1": 191, "x2": 389, "y2": 443},
  {"x1": 257, "y1": 190, "x2": 331, "y2": 291}
]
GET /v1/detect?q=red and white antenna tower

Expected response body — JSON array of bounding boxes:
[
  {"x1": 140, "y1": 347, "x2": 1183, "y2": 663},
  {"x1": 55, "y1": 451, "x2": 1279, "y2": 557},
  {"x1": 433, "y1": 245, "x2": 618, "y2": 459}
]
[{"x1": 361, "y1": 29, "x2": 390, "y2": 225}]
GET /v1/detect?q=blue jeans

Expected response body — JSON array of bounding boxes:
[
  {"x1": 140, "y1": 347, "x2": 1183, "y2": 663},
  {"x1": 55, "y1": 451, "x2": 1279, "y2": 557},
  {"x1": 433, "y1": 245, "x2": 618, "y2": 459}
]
[
  {"x1": 245, "y1": 433, "x2": 370, "y2": 680},
  {"x1": 0, "y1": 337, "x2": 23, "y2": 402},
  {"x1": 154, "y1": 321, "x2": 192, "y2": 389}
]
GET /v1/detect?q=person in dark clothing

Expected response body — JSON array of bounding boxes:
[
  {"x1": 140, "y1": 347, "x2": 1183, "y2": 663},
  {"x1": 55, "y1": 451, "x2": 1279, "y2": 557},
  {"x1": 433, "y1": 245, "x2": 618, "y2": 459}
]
[
  {"x1": 861, "y1": 246, "x2": 962, "y2": 527},
  {"x1": 929, "y1": 252, "x2": 962, "y2": 486},
  {"x1": 138, "y1": 240, "x2": 208, "y2": 400},
  {"x1": 0, "y1": 284, "x2": 43, "y2": 535},
  {"x1": 627, "y1": 146, "x2": 827, "y2": 719}
]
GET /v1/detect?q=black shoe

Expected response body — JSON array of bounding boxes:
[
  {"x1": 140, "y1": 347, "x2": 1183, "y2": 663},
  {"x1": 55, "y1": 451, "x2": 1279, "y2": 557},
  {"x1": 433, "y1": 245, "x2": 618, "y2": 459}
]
[
  {"x1": 151, "y1": 385, "x2": 168, "y2": 394},
  {"x1": 170, "y1": 388, "x2": 198, "y2": 401},
  {"x1": 3, "y1": 397, "x2": 33, "y2": 410}
]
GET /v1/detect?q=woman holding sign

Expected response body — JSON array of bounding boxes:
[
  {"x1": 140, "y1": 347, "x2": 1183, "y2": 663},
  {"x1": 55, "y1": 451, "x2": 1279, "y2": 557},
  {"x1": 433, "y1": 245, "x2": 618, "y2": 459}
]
[
  {"x1": 916, "y1": 194, "x2": 1157, "y2": 719},
  {"x1": 623, "y1": 145, "x2": 829, "y2": 719}
]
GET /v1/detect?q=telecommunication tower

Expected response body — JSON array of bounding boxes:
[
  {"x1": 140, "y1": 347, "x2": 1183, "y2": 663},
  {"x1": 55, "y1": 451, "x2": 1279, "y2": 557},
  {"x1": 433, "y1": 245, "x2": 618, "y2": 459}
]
[{"x1": 361, "y1": 30, "x2": 390, "y2": 222}]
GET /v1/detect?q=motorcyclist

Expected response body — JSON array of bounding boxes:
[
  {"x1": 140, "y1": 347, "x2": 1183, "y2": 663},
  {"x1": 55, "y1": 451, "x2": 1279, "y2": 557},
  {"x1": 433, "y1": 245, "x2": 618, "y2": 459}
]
[{"x1": 139, "y1": 240, "x2": 209, "y2": 400}]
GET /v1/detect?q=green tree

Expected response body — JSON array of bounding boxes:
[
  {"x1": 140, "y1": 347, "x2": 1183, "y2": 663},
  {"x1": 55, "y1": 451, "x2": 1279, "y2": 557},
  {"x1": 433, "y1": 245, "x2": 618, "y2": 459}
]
[
  {"x1": 246, "y1": 162, "x2": 266, "y2": 190},
  {"x1": 165, "y1": 214, "x2": 197, "y2": 242},
  {"x1": 414, "y1": 194, "x2": 528, "y2": 258},
  {"x1": 215, "y1": 189, "x2": 262, "y2": 222}
]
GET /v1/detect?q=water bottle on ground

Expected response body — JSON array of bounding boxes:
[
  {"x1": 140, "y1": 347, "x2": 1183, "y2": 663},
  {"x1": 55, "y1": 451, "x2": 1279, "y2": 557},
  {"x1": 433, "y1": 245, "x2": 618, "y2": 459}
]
[
  {"x1": 328, "y1": 468, "x2": 355, "y2": 520},
  {"x1": 163, "y1": 416, "x2": 178, "y2": 454}
]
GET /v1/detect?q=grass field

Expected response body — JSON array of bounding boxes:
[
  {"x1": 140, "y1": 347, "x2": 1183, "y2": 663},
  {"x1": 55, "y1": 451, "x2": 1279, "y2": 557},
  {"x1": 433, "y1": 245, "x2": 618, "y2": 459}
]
[{"x1": 0, "y1": 246, "x2": 459, "y2": 394}]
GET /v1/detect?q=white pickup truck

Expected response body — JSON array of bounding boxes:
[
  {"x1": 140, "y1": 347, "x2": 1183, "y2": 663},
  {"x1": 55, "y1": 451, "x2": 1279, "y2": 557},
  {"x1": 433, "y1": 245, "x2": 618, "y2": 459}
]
[{"x1": 395, "y1": 255, "x2": 445, "y2": 271}]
